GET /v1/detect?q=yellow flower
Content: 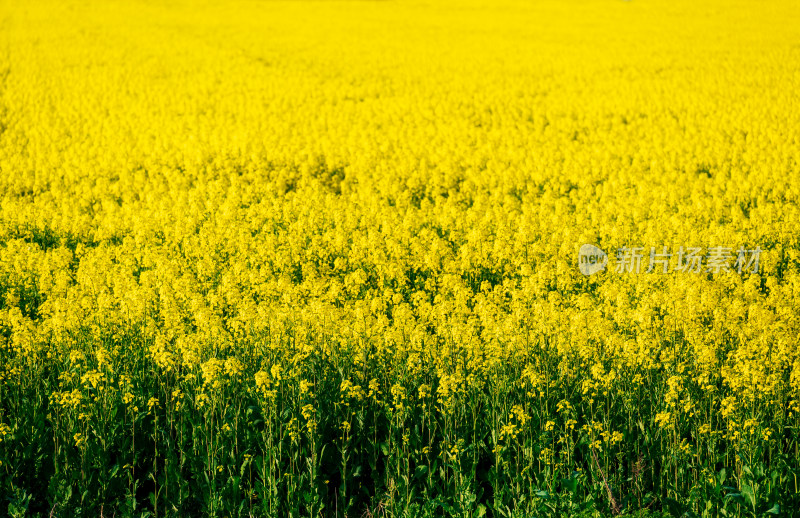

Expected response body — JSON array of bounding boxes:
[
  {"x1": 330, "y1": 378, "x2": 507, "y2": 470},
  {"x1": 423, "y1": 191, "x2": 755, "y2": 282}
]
[
  {"x1": 655, "y1": 412, "x2": 673, "y2": 429},
  {"x1": 0, "y1": 423, "x2": 10, "y2": 443},
  {"x1": 270, "y1": 364, "x2": 283, "y2": 383}
]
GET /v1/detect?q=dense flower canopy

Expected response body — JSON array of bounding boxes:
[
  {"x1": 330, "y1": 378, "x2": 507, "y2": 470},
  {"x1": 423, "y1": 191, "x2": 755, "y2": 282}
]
[{"x1": 0, "y1": 0, "x2": 799, "y2": 516}]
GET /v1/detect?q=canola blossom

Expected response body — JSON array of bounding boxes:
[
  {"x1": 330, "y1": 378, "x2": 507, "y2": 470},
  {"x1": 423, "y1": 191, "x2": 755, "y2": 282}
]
[{"x1": 0, "y1": 0, "x2": 799, "y2": 516}]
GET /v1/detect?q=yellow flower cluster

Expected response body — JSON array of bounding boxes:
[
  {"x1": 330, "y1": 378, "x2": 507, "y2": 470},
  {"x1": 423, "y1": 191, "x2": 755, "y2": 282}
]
[{"x1": 0, "y1": 0, "x2": 798, "y2": 513}]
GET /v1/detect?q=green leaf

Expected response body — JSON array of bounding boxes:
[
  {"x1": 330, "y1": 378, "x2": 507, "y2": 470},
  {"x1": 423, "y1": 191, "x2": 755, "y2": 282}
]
[
  {"x1": 560, "y1": 475, "x2": 578, "y2": 495},
  {"x1": 723, "y1": 492, "x2": 743, "y2": 505},
  {"x1": 740, "y1": 483, "x2": 755, "y2": 507}
]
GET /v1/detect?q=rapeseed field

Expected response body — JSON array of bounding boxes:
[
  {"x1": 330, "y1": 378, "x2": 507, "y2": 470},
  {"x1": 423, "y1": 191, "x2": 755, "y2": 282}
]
[{"x1": 1, "y1": 0, "x2": 799, "y2": 516}]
